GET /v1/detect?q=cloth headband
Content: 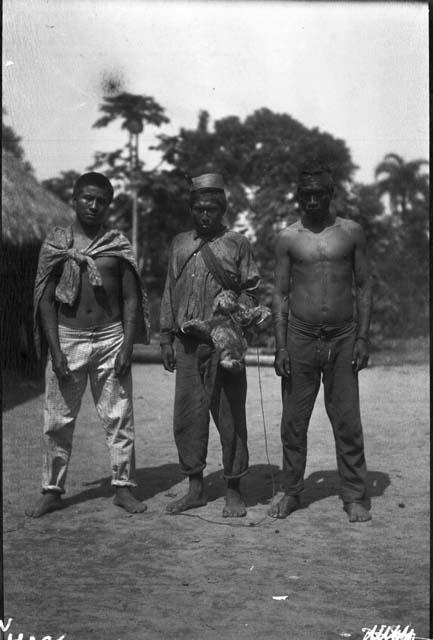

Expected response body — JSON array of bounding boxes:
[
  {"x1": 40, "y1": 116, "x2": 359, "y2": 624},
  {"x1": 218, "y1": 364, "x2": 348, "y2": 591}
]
[{"x1": 190, "y1": 173, "x2": 225, "y2": 191}]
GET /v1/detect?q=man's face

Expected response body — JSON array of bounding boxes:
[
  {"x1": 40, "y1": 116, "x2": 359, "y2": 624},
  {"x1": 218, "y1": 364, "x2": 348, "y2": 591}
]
[
  {"x1": 73, "y1": 185, "x2": 111, "y2": 229},
  {"x1": 191, "y1": 192, "x2": 225, "y2": 236},
  {"x1": 297, "y1": 184, "x2": 332, "y2": 218}
]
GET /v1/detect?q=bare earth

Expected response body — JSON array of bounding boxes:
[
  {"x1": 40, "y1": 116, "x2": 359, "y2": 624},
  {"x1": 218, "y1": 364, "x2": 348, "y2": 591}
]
[{"x1": 2, "y1": 361, "x2": 429, "y2": 640}]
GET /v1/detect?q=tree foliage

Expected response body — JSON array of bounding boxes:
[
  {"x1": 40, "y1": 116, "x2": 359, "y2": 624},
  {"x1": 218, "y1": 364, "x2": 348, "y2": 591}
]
[
  {"x1": 375, "y1": 153, "x2": 428, "y2": 217},
  {"x1": 92, "y1": 92, "x2": 169, "y2": 131},
  {"x1": 370, "y1": 155, "x2": 429, "y2": 338},
  {"x1": 42, "y1": 99, "x2": 428, "y2": 342},
  {"x1": 41, "y1": 170, "x2": 81, "y2": 205},
  {"x1": 2, "y1": 109, "x2": 33, "y2": 172},
  {"x1": 156, "y1": 108, "x2": 358, "y2": 345}
]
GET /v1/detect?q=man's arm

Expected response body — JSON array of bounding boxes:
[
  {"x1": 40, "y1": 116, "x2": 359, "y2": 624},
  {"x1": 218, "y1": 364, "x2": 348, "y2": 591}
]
[
  {"x1": 39, "y1": 274, "x2": 71, "y2": 379},
  {"x1": 352, "y1": 224, "x2": 373, "y2": 372},
  {"x1": 273, "y1": 233, "x2": 292, "y2": 377},
  {"x1": 160, "y1": 243, "x2": 176, "y2": 373},
  {"x1": 237, "y1": 236, "x2": 260, "y2": 308},
  {"x1": 115, "y1": 261, "x2": 139, "y2": 378}
]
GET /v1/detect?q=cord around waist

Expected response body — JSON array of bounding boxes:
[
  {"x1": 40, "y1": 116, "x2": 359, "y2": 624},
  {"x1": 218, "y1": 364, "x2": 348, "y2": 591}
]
[{"x1": 288, "y1": 314, "x2": 355, "y2": 340}]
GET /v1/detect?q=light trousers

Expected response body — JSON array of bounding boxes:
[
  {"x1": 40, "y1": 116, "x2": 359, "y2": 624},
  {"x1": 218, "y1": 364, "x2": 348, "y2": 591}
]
[{"x1": 42, "y1": 322, "x2": 136, "y2": 493}]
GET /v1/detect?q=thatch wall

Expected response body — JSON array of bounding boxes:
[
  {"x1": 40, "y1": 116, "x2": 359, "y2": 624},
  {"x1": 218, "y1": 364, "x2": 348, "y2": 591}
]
[{"x1": 1, "y1": 151, "x2": 74, "y2": 376}]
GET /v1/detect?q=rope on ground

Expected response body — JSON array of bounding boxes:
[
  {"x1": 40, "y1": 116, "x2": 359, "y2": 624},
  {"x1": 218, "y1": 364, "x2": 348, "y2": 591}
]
[
  {"x1": 256, "y1": 346, "x2": 277, "y2": 501},
  {"x1": 176, "y1": 512, "x2": 275, "y2": 528}
]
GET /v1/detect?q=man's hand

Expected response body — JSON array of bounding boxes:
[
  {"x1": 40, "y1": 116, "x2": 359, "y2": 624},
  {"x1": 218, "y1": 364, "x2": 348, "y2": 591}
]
[
  {"x1": 352, "y1": 338, "x2": 369, "y2": 373},
  {"x1": 274, "y1": 349, "x2": 291, "y2": 377},
  {"x1": 114, "y1": 344, "x2": 133, "y2": 378},
  {"x1": 52, "y1": 351, "x2": 71, "y2": 380},
  {"x1": 161, "y1": 344, "x2": 176, "y2": 372}
]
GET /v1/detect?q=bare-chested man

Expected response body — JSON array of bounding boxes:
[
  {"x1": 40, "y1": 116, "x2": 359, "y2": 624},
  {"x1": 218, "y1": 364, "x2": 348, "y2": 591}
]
[
  {"x1": 269, "y1": 165, "x2": 372, "y2": 523},
  {"x1": 27, "y1": 172, "x2": 150, "y2": 517}
]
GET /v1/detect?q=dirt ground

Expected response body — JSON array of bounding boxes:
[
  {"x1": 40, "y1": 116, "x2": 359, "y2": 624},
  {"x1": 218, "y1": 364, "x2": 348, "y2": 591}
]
[{"x1": 2, "y1": 359, "x2": 429, "y2": 640}]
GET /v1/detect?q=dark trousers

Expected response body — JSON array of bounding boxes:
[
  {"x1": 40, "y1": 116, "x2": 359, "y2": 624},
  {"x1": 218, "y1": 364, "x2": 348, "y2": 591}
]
[
  {"x1": 173, "y1": 335, "x2": 249, "y2": 478},
  {"x1": 281, "y1": 317, "x2": 368, "y2": 503}
]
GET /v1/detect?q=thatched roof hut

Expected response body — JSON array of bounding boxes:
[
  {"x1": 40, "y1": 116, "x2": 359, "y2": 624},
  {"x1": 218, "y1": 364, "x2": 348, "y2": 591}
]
[
  {"x1": 1, "y1": 150, "x2": 75, "y2": 376},
  {"x1": 2, "y1": 150, "x2": 74, "y2": 245}
]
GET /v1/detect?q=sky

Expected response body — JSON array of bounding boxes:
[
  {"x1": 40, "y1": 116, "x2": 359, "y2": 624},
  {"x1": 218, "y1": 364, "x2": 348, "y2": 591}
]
[{"x1": 3, "y1": 0, "x2": 429, "y2": 185}]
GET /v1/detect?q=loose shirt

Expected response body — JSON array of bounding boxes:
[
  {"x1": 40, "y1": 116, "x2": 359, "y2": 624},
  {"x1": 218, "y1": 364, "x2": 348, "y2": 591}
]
[{"x1": 160, "y1": 228, "x2": 260, "y2": 345}]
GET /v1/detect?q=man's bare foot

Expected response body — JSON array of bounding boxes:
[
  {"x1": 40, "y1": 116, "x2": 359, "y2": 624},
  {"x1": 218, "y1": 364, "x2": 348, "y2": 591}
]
[
  {"x1": 268, "y1": 495, "x2": 300, "y2": 519},
  {"x1": 166, "y1": 493, "x2": 208, "y2": 514},
  {"x1": 222, "y1": 486, "x2": 246, "y2": 518},
  {"x1": 166, "y1": 474, "x2": 207, "y2": 514},
  {"x1": 344, "y1": 502, "x2": 372, "y2": 523},
  {"x1": 25, "y1": 492, "x2": 64, "y2": 518},
  {"x1": 113, "y1": 487, "x2": 147, "y2": 513}
]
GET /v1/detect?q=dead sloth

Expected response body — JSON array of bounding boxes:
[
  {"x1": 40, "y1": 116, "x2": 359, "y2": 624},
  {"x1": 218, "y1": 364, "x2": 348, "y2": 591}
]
[{"x1": 181, "y1": 290, "x2": 270, "y2": 372}]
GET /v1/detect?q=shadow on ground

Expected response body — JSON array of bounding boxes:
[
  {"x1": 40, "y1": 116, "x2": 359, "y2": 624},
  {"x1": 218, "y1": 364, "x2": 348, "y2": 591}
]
[
  {"x1": 2, "y1": 372, "x2": 45, "y2": 411},
  {"x1": 63, "y1": 463, "x2": 185, "y2": 507},
  {"x1": 62, "y1": 464, "x2": 390, "y2": 510},
  {"x1": 301, "y1": 469, "x2": 390, "y2": 510},
  {"x1": 203, "y1": 466, "x2": 390, "y2": 509}
]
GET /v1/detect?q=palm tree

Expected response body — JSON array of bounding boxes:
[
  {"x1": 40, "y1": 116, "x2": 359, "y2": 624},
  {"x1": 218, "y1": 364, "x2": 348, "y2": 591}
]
[
  {"x1": 93, "y1": 92, "x2": 169, "y2": 258},
  {"x1": 92, "y1": 92, "x2": 169, "y2": 132},
  {"x1": 92, "y1": 92, "x2": 169, "y2": 178},
  {"x1": 374, "y1": 153, "x2": 428, "y2": 217}
]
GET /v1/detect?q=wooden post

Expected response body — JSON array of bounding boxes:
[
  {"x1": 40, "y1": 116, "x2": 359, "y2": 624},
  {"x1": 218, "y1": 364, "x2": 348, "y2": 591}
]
[{"x1": 130, "y1": 132, "x2": 138, "y2": 258}]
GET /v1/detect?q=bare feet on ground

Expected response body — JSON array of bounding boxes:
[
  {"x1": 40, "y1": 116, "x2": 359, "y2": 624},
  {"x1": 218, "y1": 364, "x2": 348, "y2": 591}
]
[
  {"x1": 344, "y1": 502, "x2": 372, "y2": 523},
  {"x1": 166, "y1": 474, "x2": 207, "y2": 515},
  {"x1": 165, "y1": 488, "x2": 207, "y2": 514},
  {"x1": 25, "y1": 492, "x2": 64, "y2": 518},
  {"x1": 113, "y1": 487, "x2": 147, "y2": 513},
  {"x1": 268, "y1": 495, "x2": 300, "y2": 519},
  {"x1": 222, "y1": 486, "x2": 246, "y2": 518}
]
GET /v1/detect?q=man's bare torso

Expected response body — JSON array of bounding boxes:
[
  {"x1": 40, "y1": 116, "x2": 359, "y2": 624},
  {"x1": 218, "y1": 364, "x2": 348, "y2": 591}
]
[
  {"x1": 283, "y1": 216, "x2": 358, "y2": 325},
  {"x1": 58, "y1": 233, "x2": 122, "y2": 328}
]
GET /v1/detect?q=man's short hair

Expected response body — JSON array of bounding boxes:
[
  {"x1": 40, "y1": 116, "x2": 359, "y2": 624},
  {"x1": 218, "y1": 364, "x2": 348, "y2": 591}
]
[
  {"x1": 73, "y1": 172, "x2": 114, "y2": 203},
  {"x1": 189, "y1": 188, "x2": 227, "y2": 211},
  {"x1": 297, "y1": 164, "x2": 334, "y2": 192}
]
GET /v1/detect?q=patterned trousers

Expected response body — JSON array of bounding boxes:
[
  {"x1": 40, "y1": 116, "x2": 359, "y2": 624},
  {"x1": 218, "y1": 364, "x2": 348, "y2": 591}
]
[{"x1": 42, "y1": 322, "x2": 136, "y2": 493}]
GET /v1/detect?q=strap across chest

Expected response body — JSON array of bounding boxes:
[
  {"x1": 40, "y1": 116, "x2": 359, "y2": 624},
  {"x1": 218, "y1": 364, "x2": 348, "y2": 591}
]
[{"x1": 176, "y1": 236, "x2": 240, "y2": 294}]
